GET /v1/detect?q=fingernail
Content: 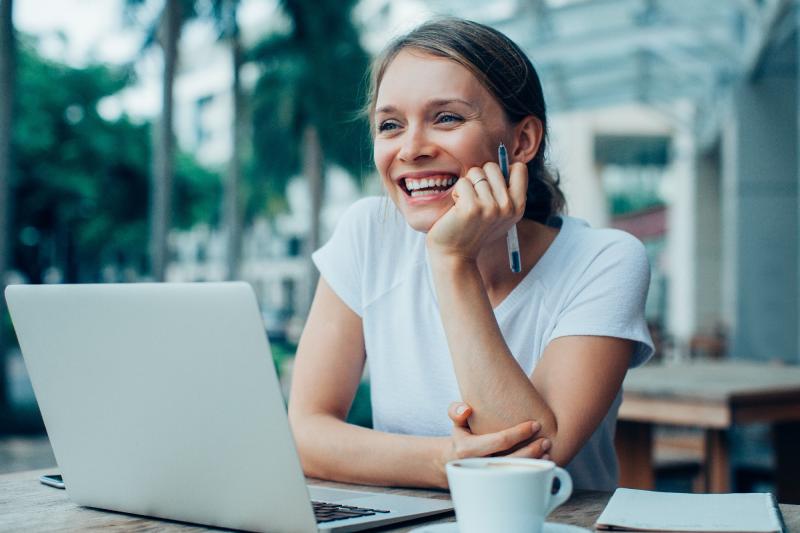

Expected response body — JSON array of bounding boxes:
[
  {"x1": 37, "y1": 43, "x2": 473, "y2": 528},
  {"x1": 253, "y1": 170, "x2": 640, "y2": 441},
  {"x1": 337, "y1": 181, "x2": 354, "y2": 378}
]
[
  {"x1": 531, "y1": 422, "x2": 541, "y2": 432},
  {"x1": 542, "y1": 439, "x2": 551, "y2": 451},
  {"x1": 456, "y1": 404, "x2": 467, "y2": 415}
]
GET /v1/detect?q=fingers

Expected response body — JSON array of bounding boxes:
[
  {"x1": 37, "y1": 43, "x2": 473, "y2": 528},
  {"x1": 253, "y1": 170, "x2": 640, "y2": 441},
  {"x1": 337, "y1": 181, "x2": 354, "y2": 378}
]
[
  {"x1": 480, "y1": 163, "x2": 513, "y2": 215},
  {"x1": 451, "y1": 176, "x2": 478, "y2": 211},
  {"x1": 465, "y1": 166, "x2": 497, "y2": 206},
  {"x1": 472, "y1": 420, "x2": 539, "y2": 457},
  {"x1": 448, "y1": 402, "x2": 473, "y2": 428},
  {"x1": 508, "y1": 162, "x2": 528, "y2": 216},
  {"x1": 463, "y1": 162, "x2": 526, "y2": 221},
  {"x1": 506, "y1": 436, "x2": 552, "y2": 459}
]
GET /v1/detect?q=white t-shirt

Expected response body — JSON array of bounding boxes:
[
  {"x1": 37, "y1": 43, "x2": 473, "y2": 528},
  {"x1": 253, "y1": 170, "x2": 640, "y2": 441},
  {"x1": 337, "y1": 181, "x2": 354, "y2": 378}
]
[{"x1": 312, "y1": 196, "x2": 654, "y2": 491}]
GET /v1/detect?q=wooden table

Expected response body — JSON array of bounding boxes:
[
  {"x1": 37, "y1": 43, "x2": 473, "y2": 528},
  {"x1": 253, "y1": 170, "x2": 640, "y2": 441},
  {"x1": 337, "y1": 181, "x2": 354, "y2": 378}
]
[
  {"x1": 2, "y1": 468, "x2": 799, "y2": 531},
  {"x1": 616, "y1": 360, "x2": 800, "y2": 503}
]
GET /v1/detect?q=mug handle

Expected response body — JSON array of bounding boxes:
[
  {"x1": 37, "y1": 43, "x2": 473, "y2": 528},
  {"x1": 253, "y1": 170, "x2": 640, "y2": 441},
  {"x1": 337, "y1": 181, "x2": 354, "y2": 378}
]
[{"x1": 546, "y1": 467, "x2": 573, "y2": 515}]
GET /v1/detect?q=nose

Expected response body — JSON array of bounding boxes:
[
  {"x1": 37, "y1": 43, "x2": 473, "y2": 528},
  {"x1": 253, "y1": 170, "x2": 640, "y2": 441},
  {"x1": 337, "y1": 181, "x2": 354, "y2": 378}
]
[{"x1": 397, "y1": 124, "x2": 435, "y2": 162}]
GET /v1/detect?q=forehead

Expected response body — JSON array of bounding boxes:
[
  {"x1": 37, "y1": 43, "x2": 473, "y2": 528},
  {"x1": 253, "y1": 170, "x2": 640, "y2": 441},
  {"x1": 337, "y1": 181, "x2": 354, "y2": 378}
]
[{"x1": 375, "y1": 49, "x2": 492, "y2": 110}]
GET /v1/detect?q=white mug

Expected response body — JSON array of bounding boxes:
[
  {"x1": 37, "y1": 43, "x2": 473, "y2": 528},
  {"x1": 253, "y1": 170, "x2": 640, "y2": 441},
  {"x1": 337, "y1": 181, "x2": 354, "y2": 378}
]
[{"x1": 445, "y1": 457, "x2": 573, "y2": 533}]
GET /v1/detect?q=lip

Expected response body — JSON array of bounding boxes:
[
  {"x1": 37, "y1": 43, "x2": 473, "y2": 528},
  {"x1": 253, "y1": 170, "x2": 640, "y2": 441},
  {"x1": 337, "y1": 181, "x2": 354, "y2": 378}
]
[{"x1": 396, "y1": 170, "x2": 460, "y2": 181}]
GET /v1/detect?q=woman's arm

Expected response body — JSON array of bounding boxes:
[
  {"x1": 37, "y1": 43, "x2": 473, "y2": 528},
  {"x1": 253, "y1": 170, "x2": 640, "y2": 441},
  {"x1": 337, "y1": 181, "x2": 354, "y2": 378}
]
[
  {"x1": 426, "y1": 161, "x2": 636, "y2": 466},
  {"x1": 430, "y1": 254, "x2": 633, "y2": 466},
  {"x1": 288, "y1": 278, "x2": 547, "y2": 488}
]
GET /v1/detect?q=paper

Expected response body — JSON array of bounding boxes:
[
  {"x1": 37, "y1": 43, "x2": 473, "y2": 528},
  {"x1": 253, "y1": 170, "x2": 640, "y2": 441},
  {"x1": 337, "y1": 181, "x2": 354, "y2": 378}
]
[{"x1": 595, "y1": 489, "x2": 783, "y2": 532}]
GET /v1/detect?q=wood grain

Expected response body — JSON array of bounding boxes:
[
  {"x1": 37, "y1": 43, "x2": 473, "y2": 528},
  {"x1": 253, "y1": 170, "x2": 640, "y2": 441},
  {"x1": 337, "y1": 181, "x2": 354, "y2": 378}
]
[{"x1": 618, "y1": 360, "x2": 800, "y2": 500}]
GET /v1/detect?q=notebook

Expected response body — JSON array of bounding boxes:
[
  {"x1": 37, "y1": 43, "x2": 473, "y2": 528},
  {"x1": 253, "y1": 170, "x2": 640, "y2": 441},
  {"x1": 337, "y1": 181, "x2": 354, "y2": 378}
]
[{"x1": 595, "y1": 489, "x2": 786, "y2": 533}]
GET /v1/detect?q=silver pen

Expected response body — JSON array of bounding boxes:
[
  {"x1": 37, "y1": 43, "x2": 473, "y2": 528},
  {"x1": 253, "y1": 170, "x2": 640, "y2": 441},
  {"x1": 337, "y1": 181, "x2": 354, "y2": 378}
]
[{"x1": 498, "y1": 143, "x2": 522, "y2": 273}]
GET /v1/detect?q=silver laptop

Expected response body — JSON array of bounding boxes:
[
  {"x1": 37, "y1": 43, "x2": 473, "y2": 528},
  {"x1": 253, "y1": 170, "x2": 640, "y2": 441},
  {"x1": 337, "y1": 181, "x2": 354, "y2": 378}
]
[{"x1": 5, "y1": 282, "x2": 452, "y2": 532}]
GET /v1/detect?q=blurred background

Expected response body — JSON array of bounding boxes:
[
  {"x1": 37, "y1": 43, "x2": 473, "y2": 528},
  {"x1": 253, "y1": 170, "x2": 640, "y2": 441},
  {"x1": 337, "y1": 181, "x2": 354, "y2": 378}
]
[{"x1": 0, "y1": 0, "x2": 798, "y2": 498}]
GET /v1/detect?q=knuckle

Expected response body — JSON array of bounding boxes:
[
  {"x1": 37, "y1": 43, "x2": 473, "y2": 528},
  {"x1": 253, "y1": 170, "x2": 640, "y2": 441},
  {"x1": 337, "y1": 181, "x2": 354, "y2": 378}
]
[
  {"x1": 466, "y1": 167, "x2": 483, "y2": 179},
  {"x1": 483, "y1": 204, "x2": 499, "y2": 218},
  {"x1": 497, "y1": 198, "x2": 513, "y2": 215}
]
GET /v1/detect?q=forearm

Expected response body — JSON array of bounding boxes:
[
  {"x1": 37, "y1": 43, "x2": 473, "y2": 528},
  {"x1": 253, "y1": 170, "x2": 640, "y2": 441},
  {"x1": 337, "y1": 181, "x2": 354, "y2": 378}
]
[
  {"x1": 290, "y1": 412, "x2": 449, "y2": 489},
  {"x1": 430, "y1": 255, "x2": 557, "y2": 438}
]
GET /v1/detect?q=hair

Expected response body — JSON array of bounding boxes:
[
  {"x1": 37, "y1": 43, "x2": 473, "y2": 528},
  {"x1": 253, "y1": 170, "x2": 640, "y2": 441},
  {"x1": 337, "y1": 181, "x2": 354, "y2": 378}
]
[{"x1": 365, "y1": 18, "x2": 566, "y2": 223}]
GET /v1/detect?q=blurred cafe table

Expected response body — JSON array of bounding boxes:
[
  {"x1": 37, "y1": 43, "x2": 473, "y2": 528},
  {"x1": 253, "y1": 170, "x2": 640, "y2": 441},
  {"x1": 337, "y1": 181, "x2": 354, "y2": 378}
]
[{"x1": 616, "y1": 360, "x2": 800, "y2": 503}]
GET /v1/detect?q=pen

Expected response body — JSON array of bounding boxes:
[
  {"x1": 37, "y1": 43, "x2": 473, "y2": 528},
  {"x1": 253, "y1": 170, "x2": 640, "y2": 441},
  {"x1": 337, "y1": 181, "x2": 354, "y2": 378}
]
[{"x1": 498, "y1": 143, "x2": 522, "y2": 273}]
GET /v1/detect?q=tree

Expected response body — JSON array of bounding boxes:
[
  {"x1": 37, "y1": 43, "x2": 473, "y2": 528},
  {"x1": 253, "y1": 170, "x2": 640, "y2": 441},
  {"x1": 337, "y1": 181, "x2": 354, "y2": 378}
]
[
  {"x1": 11, "y1": 43, "x2": 220, "y2": 285},
  {"x1": 126, "y1": 0, "x2": 197, "y2": 281},
  {"x1": 0, "y1": 0, "x2": 15, "y2": 411},
  {"x1": 203, "y1": 0, "x2": 245, "y2": 280},
  {"x1": 249, "y1": 0, "x2": 371, "y2": 306}
]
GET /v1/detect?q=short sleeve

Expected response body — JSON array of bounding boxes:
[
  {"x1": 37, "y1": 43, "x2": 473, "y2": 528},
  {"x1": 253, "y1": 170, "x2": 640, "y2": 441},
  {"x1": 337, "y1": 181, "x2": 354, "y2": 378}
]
[
  {"x1": 311, "y1": 198, "x2": 375, "y2": 317},
  {"x1": 547, "y1": 234, "x2": 654, "y2": 368}
]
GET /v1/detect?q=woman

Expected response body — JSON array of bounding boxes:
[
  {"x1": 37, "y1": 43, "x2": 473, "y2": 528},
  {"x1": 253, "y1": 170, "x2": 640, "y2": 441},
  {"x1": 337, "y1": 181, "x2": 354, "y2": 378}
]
[{"x1": 288, "y1": 18, "x2": 653, "y2": 491}]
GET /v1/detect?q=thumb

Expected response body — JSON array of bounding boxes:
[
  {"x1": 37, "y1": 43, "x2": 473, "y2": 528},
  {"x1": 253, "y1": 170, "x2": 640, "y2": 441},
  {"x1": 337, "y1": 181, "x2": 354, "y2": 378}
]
[{"x1": 448, "y1": 402, "x2": 472, "y2": 428}]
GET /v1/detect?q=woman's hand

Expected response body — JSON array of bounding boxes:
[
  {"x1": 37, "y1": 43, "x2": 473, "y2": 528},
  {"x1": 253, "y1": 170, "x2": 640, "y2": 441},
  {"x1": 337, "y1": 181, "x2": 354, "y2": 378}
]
[
  {"x1": 426, "y1": 161, "x2": 528, "y2": 261},
  {"x1": 435, "y1": 401, "x2": 551, "y2": 488}
]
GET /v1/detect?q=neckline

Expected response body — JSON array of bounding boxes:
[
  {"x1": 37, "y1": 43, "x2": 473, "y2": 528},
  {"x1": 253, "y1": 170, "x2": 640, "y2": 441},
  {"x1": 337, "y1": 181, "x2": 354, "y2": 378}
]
[{"x1": 490, "y1": 216, "x2": 567, "y2": 317}]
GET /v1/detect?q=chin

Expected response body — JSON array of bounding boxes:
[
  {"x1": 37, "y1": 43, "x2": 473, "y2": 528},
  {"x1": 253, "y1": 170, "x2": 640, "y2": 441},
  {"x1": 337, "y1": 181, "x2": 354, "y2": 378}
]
[
  {"x1": 397, "y1": 203, "x2": 449, "y2": 234},
  {"x1": 384, "y1": 179, "x2": 455, "y2": 234}
]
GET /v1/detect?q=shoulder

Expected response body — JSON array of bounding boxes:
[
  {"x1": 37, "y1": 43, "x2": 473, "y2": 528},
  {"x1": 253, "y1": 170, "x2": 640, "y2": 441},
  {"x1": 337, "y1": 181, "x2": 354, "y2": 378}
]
[
  {"x1": 328, "y1": 196, "x2": 424, "y2": 264},
  {"x1": 562, "y1": 216, "x2": 648, "y2": 268},
  {"x1": 537, "y1": 216, "x2": 649, "y2": 293}
]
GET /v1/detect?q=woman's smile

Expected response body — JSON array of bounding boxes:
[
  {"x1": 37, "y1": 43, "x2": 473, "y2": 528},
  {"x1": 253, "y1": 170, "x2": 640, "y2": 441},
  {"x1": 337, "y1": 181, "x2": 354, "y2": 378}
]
[{"x1": 373, "y1": 49, "x2": 508, "y2": 232}]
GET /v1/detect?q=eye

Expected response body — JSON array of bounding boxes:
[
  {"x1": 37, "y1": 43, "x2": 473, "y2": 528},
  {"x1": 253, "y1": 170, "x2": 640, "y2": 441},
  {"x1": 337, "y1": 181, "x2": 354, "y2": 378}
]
[
  {"x1": 436, "y1": 112, "x2": 463, "y2": 125},
  {"x1": 378, "y1": 120, "x2": 400, "y2": 133}
]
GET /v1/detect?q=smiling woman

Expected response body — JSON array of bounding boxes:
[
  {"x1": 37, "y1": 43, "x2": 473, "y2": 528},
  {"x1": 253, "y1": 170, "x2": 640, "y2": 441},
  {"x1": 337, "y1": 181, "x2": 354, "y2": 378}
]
[{"x1": 287, "y1": 18, "x2": 654, "y2": 492}]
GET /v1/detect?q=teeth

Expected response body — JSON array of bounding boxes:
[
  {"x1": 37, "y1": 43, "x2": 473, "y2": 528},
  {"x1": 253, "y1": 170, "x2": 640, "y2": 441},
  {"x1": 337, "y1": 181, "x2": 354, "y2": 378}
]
[{"x1": 403, "y1": 176, "x2": 456, "y2": 192}]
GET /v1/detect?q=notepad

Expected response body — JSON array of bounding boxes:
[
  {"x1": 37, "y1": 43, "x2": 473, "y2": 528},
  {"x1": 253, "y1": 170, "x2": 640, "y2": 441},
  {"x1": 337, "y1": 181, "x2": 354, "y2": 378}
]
[{"x1": 595, "y1": 489, "x2": 785, "y2": 532}]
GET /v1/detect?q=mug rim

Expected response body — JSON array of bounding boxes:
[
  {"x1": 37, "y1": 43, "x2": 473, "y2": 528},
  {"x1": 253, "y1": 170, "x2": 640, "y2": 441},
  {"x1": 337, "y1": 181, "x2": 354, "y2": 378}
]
[{"x1": 446, "y1": 457, "x2": 556, "y2": 474}]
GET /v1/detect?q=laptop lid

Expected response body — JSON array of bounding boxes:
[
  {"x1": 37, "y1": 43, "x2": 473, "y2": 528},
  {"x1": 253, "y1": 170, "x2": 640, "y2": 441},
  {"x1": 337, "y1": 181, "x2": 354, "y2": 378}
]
[{"x1": 6, "y1": 282, "x2": 319, "y2": 532}]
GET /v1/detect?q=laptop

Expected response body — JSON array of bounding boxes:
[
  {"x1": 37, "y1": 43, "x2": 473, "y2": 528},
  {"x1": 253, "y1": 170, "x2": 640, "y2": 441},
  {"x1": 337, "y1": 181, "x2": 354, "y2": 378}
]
[{"x1": 5, "y1": 282, "x2": 453, "y2": 532}]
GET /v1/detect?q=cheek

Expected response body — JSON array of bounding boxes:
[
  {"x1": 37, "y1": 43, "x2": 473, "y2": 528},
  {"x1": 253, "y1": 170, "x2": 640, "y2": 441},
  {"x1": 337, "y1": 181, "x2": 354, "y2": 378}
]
[
  {"x1": 439, "y1": 128, "x2": 498, "y2": 169},
  {"x1": 373, "y1": 142, "x2": 392, "y2": 175}
]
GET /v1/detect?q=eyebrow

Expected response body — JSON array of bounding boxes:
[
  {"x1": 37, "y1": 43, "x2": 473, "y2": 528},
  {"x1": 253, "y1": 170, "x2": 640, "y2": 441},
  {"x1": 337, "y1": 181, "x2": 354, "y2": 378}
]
[{"x1": 375, "y1": 98, "x2": 478, "y2": 115}]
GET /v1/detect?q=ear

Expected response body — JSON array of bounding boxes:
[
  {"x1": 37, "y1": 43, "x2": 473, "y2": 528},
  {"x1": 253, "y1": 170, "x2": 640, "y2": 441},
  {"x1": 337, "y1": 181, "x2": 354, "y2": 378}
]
[{"x1": 511, "y1": 116, "x2": 543, "y2": 164}]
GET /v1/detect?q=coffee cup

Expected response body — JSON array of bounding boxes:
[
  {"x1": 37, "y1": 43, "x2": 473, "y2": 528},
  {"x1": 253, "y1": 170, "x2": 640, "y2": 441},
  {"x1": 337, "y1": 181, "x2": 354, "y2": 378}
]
[{"x1": 445, "y1": 457, "x2": 572, "y2": 533}]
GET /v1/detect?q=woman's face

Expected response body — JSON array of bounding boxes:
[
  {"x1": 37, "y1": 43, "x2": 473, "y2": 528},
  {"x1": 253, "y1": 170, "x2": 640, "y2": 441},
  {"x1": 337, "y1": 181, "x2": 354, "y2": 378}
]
[{"x1": 373, "y1": 49, "x2": 513, "y2": 233}]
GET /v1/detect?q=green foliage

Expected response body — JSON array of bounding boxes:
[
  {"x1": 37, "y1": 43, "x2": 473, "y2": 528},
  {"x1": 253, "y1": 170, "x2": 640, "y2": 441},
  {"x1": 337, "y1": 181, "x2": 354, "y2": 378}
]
[
  {"x1": 346, "y1": 381, "x2": 372, "y2": 429},
  {"x1": 11, "y1": 40, "x2": 219, "y2": 282},
  {"x1": 247, "y1": 0, "x2": 371, "y2": 219},
  {"x1": 609, "y1": 194, "x2": 664, "y2": 217}
]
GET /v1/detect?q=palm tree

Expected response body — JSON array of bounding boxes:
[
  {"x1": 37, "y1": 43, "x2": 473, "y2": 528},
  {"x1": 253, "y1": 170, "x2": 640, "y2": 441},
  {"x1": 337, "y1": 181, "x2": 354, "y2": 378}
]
[
  {"x1": 249, "y1": 0, "x2": 370, "y2": 306},
  {"x1": 204, "y1": 0, "x2": 244, "y2": 280},
  {"x1": 0, "y1": 0, "x2": 16, "y2": 410},
  {"x1": 150, "y1": 0, "x2": 183, "y2": 281},
  {"x1": 126, "y1": 0, "x2": 195, "y2": 281}
]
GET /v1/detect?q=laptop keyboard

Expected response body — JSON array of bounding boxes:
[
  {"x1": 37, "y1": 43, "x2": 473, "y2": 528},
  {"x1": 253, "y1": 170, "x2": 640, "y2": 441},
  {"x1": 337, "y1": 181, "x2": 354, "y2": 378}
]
[{"x1": 312, "y1": 500, "x2": 391, "y2": 523}]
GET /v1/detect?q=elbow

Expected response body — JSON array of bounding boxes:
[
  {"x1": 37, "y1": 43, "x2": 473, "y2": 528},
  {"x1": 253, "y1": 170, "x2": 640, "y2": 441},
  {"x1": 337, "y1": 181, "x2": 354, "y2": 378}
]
[{"x1": 544, "y1": 431, "x2": 583, "y2": 468}]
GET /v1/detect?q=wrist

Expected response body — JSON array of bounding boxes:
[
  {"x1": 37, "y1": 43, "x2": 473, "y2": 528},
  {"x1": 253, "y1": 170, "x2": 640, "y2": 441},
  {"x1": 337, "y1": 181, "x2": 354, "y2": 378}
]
[
  {"x1": 427, "y1": 250, "x2": 477, "y2": 276},
  {"x1": 430, "y1": 438, "x2": 451, "y2": 489}
]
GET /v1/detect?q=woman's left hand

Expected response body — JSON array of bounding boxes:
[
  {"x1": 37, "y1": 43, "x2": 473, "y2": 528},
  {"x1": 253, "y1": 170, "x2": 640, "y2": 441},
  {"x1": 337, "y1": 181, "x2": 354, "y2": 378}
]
[
  {"x1": 426, "y1": 161, "x2": 528, "y2": 261},
  {"x1": 448, "y1": 402, "x2": 551, "y2": 461}
]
